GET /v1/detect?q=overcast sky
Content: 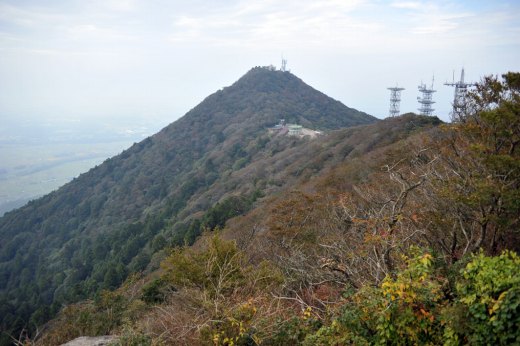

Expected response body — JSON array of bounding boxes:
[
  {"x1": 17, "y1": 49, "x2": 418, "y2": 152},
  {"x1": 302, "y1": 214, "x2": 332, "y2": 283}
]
[{"x1": 0, "y1": 0, "x2": 519, "y2": 125}]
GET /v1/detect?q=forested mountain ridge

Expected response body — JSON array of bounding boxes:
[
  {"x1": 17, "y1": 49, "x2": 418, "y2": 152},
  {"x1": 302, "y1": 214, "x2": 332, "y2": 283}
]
[
  {"x1": 35, "y1": 73, "x2": 519, "y2": 346},
  {"x1": 0, "y1": 67, "x2": 376, "y2": 344}
]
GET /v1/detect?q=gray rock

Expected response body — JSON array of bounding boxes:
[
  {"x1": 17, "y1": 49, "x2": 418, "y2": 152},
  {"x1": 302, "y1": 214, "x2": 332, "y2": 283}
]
[{"x1": 60, "y1": 335, "x2": 118, "y2": 346}]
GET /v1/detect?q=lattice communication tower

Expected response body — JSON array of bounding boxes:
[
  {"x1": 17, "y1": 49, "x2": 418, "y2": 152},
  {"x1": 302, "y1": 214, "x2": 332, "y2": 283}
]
[
  {"x1": 387, "y1": 85, "x2": 405, "y2": 117},
  {"x1": 444, "y1": 68, "x2": 475, "y2": 120},
  {"x1": 417, "y1": 77, "x2": 436, "y2": 116}
]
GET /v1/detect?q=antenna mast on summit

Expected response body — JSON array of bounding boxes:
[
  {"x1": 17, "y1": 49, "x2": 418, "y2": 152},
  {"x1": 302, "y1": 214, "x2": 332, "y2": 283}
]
[
  {"x1": 444, "y1": 68, "x2": 475, "y2": 120},
  {"x1": 417, "y1": 76, "x2": 436, "y2": 116},
  {"x1": 281, "y1": 56, "x2": 288, "y2": 72},
  {"x1": 387, "y1": 85, "x2": 405, "y2": 117}
]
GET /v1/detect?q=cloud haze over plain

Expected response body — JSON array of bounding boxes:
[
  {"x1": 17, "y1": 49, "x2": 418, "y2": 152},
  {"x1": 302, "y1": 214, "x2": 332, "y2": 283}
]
[{"x1": 0, "y1": 0, "x2": 519, "y2": 123}]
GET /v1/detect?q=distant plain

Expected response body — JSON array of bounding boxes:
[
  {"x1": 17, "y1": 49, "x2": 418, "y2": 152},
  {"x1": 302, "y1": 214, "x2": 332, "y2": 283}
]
[{"x1": 0, "y1": 116, "x2": 170, "y2": 216}]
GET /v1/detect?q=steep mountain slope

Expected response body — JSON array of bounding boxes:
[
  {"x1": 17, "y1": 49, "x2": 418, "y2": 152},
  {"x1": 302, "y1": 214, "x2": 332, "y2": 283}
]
[
  {"x1": 37, "y1": 113, "x2": 444, "y2": 346},
  {"x1": 0, "y1": 67, "x2": 375, "y2": 343}
]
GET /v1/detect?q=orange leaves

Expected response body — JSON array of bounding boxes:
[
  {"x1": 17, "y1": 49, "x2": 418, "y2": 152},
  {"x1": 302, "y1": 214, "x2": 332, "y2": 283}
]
[{"x1": 265, "y1": 191, "x2": 326, "y2": 242}]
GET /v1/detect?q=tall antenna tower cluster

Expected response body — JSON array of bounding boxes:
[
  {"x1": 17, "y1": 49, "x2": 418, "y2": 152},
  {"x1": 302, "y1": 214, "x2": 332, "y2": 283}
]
[
  {"x1": 385, "y1": 69, "x2": 474, "y2": 119},
  {"x1": 417, "y1": 77, "x2": 436, "y2": 116},
  {"x1": 444, "y1": 68, "x2": 475, "y2": 120},
  {"x1": 387, "y1": 85, "x2": 405, "y2": 117}
]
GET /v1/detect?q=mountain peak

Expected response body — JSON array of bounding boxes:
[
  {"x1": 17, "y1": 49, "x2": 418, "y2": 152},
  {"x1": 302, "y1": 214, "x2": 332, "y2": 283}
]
[
  {"x1": 172, "y1": 66, "x2": 376, "y2": 137},
  {"x1": 231, "y1": 65, "x2": 297, "y2": 92}
]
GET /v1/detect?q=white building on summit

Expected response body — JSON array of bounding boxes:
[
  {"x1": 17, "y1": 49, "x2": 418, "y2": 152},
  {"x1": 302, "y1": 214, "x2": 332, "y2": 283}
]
[
  {"x1": 268, "y1": 120, "x2": 322, "y2": 138},
  {"x1": 288, "y1": 125, "x2": 302, "y2": 136}
]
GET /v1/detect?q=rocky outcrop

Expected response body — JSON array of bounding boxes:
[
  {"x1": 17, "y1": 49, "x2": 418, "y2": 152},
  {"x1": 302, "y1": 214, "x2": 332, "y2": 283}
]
[{"x1": 60, "y1": 336, "x2": 117, "y2": 346}]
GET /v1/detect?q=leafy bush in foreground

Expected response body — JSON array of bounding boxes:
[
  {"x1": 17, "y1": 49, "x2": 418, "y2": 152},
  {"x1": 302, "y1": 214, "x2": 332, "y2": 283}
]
[{"x1": 303, "y1": 250, "x2": 519, "y2": 346}]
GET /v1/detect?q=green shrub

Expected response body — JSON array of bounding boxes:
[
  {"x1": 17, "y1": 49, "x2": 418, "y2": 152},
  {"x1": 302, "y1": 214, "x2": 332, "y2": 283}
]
[{"x1": 445, "y1": 250, "x2": 520, "y2": 345}]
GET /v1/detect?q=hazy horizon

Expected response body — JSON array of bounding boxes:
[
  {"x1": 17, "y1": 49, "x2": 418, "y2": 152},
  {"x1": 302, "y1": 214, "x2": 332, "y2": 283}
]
[{"x1": 1, "y1": 0, "x2": 519, "y2": 125}]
